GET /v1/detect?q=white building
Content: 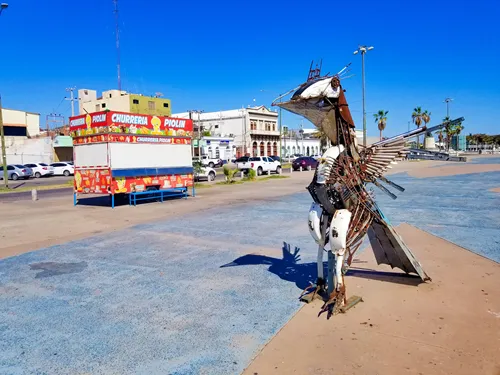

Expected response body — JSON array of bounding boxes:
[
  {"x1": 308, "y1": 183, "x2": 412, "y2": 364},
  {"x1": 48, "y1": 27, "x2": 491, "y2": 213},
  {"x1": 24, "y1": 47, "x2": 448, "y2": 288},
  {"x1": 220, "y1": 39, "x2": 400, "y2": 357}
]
[
  {"x1": 194, "y1": 136, "x2": 236, "y2": 161},
  {"x1": 173, "y1": 106, "x2": 279, "y2": 158}
]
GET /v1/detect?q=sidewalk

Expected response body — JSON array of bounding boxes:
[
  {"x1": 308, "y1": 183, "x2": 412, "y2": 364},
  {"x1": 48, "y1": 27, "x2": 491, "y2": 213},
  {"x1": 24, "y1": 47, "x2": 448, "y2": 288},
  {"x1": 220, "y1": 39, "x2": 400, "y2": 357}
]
[{"x1": 243, "y1": 224, "x2": 500, "y2": 375}]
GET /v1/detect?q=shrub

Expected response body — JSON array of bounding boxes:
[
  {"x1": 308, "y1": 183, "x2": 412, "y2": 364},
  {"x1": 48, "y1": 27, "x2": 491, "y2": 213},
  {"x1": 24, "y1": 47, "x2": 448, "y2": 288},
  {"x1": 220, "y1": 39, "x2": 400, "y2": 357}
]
[
  {"x1": 223, "y1": 165, "x2": 239, "y2": 184},
  {"x1": 244, "y1": 168, "x2": 257, "y2": 181}
]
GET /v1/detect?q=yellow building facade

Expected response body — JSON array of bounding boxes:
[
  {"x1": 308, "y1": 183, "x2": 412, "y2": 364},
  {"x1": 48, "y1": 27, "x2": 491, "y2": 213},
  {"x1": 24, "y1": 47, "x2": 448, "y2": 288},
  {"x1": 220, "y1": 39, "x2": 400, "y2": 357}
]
[{"x1": 78, "y1": 89, "x2": 171, "y2": 116}]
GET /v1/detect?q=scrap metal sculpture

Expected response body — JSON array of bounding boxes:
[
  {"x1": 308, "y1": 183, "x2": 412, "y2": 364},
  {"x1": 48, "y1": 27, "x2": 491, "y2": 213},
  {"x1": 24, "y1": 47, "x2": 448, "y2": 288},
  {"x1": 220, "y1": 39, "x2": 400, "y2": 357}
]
[{"x1": 273, "y1": 62, "x2": 464, "y2": 317}]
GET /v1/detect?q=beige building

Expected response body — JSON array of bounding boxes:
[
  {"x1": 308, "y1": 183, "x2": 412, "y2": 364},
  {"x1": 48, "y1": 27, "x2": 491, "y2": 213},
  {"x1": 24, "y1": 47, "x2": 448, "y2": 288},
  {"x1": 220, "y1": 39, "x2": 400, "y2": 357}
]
[
  {"x1": 78, "y1": 89, "x2": 172, "y2": 117},
  {"x1": 173, "y1": 106, "x2": 280, "y2": 158},
  {"x1": 1, "y1": 108, "x2": 40, "y2": 137},
  {"x1": 0, "y1": 108, "x2": 54, "y2": 164}
]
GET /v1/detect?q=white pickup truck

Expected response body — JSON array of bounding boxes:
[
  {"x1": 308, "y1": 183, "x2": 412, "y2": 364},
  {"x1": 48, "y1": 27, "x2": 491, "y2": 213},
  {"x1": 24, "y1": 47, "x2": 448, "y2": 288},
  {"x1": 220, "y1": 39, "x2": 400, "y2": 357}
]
[
  {"x1": 193, "y1": 155, "x2": 222, "y2": 168},
  {"x1": 237, "y1": 156, "x2": 281, "y2": 176}
]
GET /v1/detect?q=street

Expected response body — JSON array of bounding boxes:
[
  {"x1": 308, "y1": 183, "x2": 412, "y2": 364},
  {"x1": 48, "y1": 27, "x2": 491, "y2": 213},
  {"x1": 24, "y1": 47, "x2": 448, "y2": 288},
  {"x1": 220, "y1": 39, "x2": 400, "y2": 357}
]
[
  {"x1": 0, "y1": 167, "x2": 296, "y2": 202},
  {"x1": 2, "y1": 175, "x2": 72, "y2": 188}
]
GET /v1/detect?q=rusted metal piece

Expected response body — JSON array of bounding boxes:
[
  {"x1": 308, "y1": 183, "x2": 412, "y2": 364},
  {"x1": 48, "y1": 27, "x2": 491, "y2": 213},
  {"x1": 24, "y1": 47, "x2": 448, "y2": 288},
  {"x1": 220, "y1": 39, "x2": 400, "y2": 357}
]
[{"x1": 340, "y1": 295, "x2": 363, "y2": 313}]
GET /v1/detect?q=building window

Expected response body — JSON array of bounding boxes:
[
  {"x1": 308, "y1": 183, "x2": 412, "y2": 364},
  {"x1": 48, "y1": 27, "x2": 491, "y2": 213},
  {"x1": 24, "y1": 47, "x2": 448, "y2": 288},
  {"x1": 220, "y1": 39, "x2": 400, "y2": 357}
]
[
  {"x1": 265, "y1": 122, "x2": 271, "y2": 131},
  {"x1": 272, "y1": 123, "x2": 276, "y2": 131},
  {"x1": 109, "y1": 93, "x2": 113, "y2": 98},
  {"x1": 95, "y1": 104, "x2": 100, "y2": 112},
  {"x1": 133, "y1": 99, "x2": 139, "y2": 104},
  {"x1": 250, "y1": 120, "x2": 257, "y2": 130},
  {"x1": 101, "y1": 103, "x2": 106, "y2": 108},
  {"x1": 215, "y1": 125, "x2": 219, "y2": 129},
  {"x1": 148, "y1": 101, "x2": 155, "y2": 110},
  {"x1": 163, "y1": 103, "x2": 169, "y2": 108}
]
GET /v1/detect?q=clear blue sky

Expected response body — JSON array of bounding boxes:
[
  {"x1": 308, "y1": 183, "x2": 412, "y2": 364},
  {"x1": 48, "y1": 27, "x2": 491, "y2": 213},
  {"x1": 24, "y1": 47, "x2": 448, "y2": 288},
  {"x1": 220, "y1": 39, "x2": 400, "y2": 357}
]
[{"x1": 0, "y1": 0, "x2": 499, "y2": 136}]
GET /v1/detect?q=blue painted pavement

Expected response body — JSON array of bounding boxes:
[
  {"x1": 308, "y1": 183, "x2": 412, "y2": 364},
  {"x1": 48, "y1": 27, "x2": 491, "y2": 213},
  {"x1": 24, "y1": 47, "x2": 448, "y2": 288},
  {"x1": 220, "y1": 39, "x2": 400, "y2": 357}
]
[{"x1": 1, "y1": 169, "x2": 499, "y2": 374}]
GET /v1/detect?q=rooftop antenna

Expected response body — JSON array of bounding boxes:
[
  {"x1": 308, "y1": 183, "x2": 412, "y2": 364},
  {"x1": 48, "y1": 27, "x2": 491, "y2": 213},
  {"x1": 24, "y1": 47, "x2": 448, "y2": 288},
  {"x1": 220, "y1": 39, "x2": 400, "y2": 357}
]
[
  {"x1": 155, "y1": 92, "x2": 163, "y2": 98},
  {"x1": 113, "y1": 0, "x2": 121, "y2": 91}
]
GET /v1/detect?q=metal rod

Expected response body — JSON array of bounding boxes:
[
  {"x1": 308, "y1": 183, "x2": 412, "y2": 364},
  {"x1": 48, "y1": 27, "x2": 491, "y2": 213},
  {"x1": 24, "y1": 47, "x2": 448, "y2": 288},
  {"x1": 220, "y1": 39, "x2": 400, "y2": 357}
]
[
  {"x1": 372, "y1": 180, "x2": 397, "y2": 200},
  {"x1": 378, "y1": 176, "x2": 405, "y2": 192}
]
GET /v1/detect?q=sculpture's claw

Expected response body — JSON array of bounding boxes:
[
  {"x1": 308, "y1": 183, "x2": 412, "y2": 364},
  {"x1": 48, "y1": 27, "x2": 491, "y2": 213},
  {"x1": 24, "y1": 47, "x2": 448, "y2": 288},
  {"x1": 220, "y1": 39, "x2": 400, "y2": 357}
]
[
  {"x1": 299, "y1": 278, "x2": 326, "y2": 303},
  {"x1": 318, "y1": 285, "x2": 346, "y2": 319}
]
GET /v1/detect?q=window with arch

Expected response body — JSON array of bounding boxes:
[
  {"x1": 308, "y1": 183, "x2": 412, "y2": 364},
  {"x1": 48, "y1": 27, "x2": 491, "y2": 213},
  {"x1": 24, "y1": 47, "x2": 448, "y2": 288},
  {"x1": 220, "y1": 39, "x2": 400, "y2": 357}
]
[
  {"x1": 252, "y1": 142, "x2": 258, "y2": 156},
  {"x1": 259, "y1": 142, "x2": 265, "y2": 156}
]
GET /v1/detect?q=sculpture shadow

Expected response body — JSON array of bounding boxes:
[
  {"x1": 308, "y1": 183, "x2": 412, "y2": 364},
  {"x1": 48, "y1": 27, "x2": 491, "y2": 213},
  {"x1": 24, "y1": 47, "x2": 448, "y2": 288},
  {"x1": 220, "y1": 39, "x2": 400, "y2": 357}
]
[{"x1": 220, "y1": 242, "x2": 424, "y2": 291}]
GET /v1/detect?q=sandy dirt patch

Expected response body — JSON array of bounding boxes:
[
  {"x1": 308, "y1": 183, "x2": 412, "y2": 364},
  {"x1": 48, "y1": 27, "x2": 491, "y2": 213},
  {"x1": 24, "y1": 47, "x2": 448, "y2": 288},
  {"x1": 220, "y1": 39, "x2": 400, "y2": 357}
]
[
  {"x1": 244, "y1": 224, "x2": 500, "y2": 375},
  {"x1": 409, "y1": 163, "x2": 500, "y2": 178}
]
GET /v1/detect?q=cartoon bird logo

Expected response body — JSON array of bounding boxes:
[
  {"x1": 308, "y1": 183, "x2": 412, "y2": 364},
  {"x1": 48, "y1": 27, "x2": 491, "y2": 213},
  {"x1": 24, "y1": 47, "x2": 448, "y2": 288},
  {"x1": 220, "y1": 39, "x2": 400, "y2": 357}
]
[
  {"x1": 85, "y1": 114, "x2": 92, "y2": 130},
  {"x1": 151, "y1": 116, "x2": 162, "y2": 135}
]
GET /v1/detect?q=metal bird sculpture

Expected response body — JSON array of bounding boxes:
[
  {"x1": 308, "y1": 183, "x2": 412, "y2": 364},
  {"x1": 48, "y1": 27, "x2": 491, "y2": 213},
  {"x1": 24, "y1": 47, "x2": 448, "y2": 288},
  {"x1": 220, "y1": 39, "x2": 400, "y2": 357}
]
[{"x1": 273, "y1": 63, "x2": 464, "y2": 318}]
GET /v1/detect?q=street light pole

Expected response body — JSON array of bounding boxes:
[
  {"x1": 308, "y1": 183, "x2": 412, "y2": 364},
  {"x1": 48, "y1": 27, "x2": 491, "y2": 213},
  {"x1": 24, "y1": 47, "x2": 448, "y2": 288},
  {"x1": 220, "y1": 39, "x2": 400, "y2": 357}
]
[
  {"x1": 444, "y1": 97, "x2": 453, "y2": 118},
  {"x1": 353, "y1": 45, "x2": 374, "y2": 148},
  {"x1": 0, "y1": 3, "x2": 8, "y2": 16}
]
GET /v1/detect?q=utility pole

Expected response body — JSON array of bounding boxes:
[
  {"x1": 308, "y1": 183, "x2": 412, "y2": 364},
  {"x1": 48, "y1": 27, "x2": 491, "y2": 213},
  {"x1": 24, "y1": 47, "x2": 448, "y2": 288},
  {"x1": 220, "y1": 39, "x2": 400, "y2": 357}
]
[
  {"x1": 65, "y1": 87, "x2": 77, "y2": 117},
  {"x1": 46, "y1": 113, "x2": 65, "y2": 138},
  {"x1": 113, "y1": 0, "x2": 121, "y2": 91},
  {"x1": 188, "y1": 110, "x2": 204, "y2": 157},
  {"x1": 353, "y1": 45, "x2": 374, "y2": 147},
  {"x1": 0, "y1": 95, "x2": 8, "y2": 188},
  {"x1": 444, "y1": 98, "x2": 453, "y2": 118},
  {"x1": 1, "y1": 3, "x2": 9, "y2": 187}
]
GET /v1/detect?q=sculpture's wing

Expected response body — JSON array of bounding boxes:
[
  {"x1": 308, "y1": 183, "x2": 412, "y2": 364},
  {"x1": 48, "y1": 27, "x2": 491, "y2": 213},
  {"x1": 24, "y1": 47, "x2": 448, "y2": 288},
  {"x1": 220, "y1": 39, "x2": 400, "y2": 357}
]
[
  {"x1": 360, "y1": 139, "x2": 408, "y2": 181},
  {"x1": 367, "y1": 206, "x2": 431, "y2": 281}
]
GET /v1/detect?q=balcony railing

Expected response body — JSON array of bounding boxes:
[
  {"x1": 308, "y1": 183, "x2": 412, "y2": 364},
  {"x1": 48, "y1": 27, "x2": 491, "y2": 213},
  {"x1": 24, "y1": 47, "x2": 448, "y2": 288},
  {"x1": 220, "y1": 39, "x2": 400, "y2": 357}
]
[{"x1": 249, "y1": 129, "x2": 280, "y2": 136}]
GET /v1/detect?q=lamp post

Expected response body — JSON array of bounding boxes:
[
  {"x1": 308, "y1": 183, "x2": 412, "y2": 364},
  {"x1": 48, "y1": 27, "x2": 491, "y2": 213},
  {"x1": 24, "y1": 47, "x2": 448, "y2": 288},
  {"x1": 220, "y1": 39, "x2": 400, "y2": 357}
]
[
  {"x1": 353, "y1": 45, "x2": 374, "y2": 147},
  {"x1": 0, "y1": 3, "x2": 8, "y2": 16},
  {"x1": 444, "y1": 97, "x2": 453, "y2": 118},
  {"x1": 0, "y1": 3, "x2": 9, "y2": 188}
]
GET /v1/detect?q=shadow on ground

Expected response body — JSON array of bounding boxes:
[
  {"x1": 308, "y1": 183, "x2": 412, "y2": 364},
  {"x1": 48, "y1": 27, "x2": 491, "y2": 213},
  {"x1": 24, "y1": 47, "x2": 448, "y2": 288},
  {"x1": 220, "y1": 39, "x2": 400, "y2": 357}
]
[{"x1": 221, "y1": 242, "x2": 423, "y2": 290}]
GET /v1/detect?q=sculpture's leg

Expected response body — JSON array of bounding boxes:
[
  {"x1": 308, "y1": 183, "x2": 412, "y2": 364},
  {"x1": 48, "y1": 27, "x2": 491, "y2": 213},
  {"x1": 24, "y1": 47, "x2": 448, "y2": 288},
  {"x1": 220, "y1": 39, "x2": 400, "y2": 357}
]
[
  {"x1": 318, "y1": 209, "x2": 351, "y2": 317},
  {"x1": 301, "y1": 210, "x2": 329, "y2": 302}
]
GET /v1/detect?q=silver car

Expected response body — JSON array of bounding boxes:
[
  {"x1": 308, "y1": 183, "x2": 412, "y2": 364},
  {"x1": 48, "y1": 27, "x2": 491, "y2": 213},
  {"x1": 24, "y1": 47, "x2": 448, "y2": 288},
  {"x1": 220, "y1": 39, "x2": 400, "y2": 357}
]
[{"x1": 0, "y1": 164, "x2": 33, "y2": 180}]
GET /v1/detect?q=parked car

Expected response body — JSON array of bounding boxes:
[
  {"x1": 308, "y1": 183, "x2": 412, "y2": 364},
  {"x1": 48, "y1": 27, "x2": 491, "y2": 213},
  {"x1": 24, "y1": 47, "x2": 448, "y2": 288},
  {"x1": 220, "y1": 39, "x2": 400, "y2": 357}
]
[
  {"x1": 24, "y1": 163, "x2": 54, "y2": 178},
  {"x1": 50, "y1": 162, "x2": 74, "y2": 176},
  {"x1": 269, "y1": 156, "x2": 282, "y2": 162},
  {"x1": 0, "y1": 164, "x2": 33, "y2": 180},
  {"x1": 237, "y1": 156, "x2": 281, "y2": 176},
  {"x1": 233, "y1": 156, "x2": 250, "y2": 164},
  {"x1": 192, "y1": 155, "x2": 222, "y2": 168},
  {"x1": 292, "y1": 156, "x2": 319, "y2": 171},
  {"x1": 193, "y1": 162, "x2": 217, "y2": 182}
]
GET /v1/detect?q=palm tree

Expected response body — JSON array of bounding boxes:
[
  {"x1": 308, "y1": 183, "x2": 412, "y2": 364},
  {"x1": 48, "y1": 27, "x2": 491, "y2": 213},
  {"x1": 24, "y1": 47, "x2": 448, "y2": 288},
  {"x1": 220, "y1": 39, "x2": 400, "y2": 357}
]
[
  {"x1": 421, "y1": 110, "x2": 431, "y2": 149},
  {"x1": 412, "y1": 107, "x2": 423, "y2": 149},
  {"x1": 443, "y1": 116, "x2": 452, "y2": 151},
  {"x1": 373, "y1": 110, "x2": 389, "y2": 141}
]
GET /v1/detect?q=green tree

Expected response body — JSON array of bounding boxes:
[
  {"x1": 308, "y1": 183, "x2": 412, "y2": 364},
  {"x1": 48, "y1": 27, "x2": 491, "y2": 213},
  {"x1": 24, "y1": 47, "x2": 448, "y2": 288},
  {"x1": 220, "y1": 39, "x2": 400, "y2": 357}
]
[
  {"x1": 412, "y1": 107, "x2": 424, "y2": 148},
  {"x1": 373, "y1": 110, "x2": 389, "y2": 141}
]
